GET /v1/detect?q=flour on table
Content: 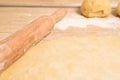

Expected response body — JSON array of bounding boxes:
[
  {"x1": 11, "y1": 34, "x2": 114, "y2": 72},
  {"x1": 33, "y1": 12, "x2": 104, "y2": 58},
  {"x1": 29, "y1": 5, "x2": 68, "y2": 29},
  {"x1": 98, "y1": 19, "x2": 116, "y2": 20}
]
[{"x1": 55, "y1": 12, "x2": 120, "y2": 30}]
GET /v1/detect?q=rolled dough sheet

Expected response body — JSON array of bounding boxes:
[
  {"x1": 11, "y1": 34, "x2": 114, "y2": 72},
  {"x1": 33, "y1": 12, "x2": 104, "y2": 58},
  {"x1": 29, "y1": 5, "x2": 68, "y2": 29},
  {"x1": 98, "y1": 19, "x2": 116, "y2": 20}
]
[{"x1": 0, "y1": 27, "x2": 120, "y2": 80}]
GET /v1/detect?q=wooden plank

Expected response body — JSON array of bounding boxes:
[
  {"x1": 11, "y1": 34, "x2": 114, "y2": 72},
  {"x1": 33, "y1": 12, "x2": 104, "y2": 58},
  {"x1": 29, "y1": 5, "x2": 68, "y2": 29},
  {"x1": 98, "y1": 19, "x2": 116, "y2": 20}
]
[
  {"x1": 0, "y1": 7, "x2": 57, "y2": 40},
  {"x1": 0, "y1": 7, "x2": 57, "y2": 33},
  {"x1": 0, "y1": 33, "x2": 11, "y2": 40},
  {"x1": 0, "y1": 0, "x2": 119, "y2": 7},
  {"x1": 0, "y1": 0, "x2": 82, "y2": 7},
  {"x1": 0, "y1": 7, "x2": 78, "y2": 40},
  {"x1": 0, "y1": 7, "x2": 77, "y2": 32},
  {"x1": 0, "y1": 6, "x2": 120, "y2": 40}
]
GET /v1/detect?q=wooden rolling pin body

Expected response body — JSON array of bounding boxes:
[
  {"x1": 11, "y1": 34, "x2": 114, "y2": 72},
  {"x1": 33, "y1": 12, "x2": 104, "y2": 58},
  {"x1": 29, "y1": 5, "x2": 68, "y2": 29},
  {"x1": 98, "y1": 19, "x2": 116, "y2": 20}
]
[{"x1": 0, "y1": 9, "x2": 67, "y2": 73}]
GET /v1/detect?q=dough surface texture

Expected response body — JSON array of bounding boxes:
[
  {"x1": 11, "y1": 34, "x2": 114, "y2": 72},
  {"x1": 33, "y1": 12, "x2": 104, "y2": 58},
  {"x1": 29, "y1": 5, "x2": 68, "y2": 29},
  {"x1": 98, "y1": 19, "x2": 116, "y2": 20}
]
[
  {"x1": 117, "y1": 2, "x2": 120, "y2": 16},
  {"x1": 0, "y1": 36, "x2": 120, "y2": 80},
  {"x1": 80, "y1": 0, "x2": 111, "y2": 17}
]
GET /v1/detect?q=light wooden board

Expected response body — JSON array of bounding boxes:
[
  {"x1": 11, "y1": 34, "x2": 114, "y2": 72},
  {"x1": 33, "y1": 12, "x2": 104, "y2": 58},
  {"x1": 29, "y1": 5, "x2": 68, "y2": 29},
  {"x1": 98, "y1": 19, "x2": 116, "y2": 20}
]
[
  {"x1": 0, "y1": 0, "x2": 82, "y2": 7},
  {"x1": 0, "y1": 0, "x2": 119, "y2": 7},
  {"x1": 0, "y1": 0, "x2": 119, "y2": 40},
  {"x1": 0, "y1": 7, "x2": 78, "y2": 40},
  {"x1": 0, "y1": 7, "x2": 120, "y2": 41}
]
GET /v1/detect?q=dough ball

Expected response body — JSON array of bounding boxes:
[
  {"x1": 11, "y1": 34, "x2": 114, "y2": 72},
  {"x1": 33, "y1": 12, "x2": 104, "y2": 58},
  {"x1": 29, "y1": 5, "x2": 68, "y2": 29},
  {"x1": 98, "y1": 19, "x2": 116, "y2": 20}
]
[
  {"x1": 80, "y1": 0, "x2": 111, "y2": 17},
  {"x1": 116, "y1": 2, "x2": 120, "y2": 16}
]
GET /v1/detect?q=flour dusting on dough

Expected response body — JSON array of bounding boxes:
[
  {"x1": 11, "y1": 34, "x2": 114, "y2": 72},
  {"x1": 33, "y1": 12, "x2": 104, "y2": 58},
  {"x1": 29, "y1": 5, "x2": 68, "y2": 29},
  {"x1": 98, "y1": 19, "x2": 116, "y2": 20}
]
[{"x1": 0, "y1": 62, "x2": 5, "y2": 70}]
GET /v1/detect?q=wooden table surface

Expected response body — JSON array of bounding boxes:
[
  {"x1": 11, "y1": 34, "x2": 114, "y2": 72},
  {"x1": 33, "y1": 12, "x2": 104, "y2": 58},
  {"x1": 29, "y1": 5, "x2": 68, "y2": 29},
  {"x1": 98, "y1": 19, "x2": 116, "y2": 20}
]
[
  {"x1": 0, "y1": 0, "x2": 119, "y2": 7},
  {"x1": 0, "y1": 0, "x2": 120, "y2": 40}
]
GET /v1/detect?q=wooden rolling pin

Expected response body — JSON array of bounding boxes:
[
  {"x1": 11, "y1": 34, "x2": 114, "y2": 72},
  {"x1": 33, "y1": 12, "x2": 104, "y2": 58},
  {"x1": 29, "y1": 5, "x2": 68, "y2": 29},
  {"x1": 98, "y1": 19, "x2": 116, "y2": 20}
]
[{"x1": 0, "y1": 8, "x2": 67, "y2": 73}]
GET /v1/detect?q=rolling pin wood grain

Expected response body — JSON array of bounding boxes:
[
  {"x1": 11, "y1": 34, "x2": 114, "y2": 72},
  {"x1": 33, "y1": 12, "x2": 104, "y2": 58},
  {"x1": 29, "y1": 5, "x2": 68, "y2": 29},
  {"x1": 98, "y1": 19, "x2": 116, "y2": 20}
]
[{"x1": 0, "y1": 8, "x2": 67, "y2": 73}]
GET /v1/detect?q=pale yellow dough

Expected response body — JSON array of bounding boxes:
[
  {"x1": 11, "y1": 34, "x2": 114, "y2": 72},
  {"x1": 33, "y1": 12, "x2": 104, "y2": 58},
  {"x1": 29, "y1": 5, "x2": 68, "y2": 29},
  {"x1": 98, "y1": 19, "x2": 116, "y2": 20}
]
[
  {"x1": 0, "y1": 36, "x2": 120, "y2": 80},
  {"x1": 116, "y1": 2, "x2": 120, "y2": 16},
  {"x1": 80, "y1": 0, "x2": 111, "y2": 17}
]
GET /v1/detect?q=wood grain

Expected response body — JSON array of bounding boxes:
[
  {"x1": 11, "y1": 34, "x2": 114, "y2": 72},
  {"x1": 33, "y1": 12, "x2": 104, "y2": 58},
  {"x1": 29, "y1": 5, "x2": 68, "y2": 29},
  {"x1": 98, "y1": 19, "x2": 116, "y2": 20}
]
[
  {"x1": 0, "y1": 0, "x2": 119, "y2": 7},
  {"x1": 0, "y1": 0, "x2": 82, "y2": 7},
  {"x1": 0, "y1": 0, "x2": 119, "y2": 40},
  {"x1": 0, "y1": 7, "x2": 78, "y2": 40},
  {"x1": 0, "y1": 7, "x2": 54, "y2": 40}
]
